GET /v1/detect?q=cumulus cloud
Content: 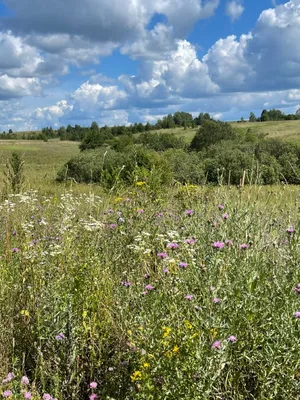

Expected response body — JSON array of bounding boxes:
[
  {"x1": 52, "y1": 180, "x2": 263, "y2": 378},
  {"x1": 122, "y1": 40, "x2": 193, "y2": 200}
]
[
  {"x1": 225, "y1": 1, "x2": 244, "y2": 21},
  {"x1": 0, "y1": 75, "x2": 41, "y2": 100}
]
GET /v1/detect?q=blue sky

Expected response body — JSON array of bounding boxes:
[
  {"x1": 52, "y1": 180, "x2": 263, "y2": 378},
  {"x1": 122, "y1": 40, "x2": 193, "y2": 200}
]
[{"x1": 0, "y1": 0, "x2": 299, "y2": 130}]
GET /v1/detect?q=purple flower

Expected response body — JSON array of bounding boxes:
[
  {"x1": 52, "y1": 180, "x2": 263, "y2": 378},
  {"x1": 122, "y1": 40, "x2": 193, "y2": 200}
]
[
  {"x1": 43, "y1": 394, "x2": 52, "y2": 400},
  {"x1": 55, "y1": 333, "x2": 65, "y2": 340},
  {"x1": 3, "y1": 391, "x2": 12, "y2": 398},
  {"x1": 163, "y1": 268, "x2": 169, "y2": 275},
  {"x1": 137, "y1": 209, "x2": 144, "y2": 214},
  {"x1": 144, "y1": 273, "x2": 150, "y2": 279},
  {"x1": 287, "y1": 227, "x2": 295, "y2": 235},
  {"x1": 225, "y1": 239, "x2": 233, "y2": 246},
  {"x1": 21, "y1": 376, "x2": 30, "y2": 385},
  {"x1": 108, "y1": 209, "x2": 114, "y2": 213},
  {"x1": 90, "y1": 395, "x2": 98, "y2": 400},
  {"x1": 24, "y1": 393, "x2": 32, "y2": 399},
  {"x1": 90, "y1": 382, "x2": 97, "y2": 389},
  {"x1": 293, "y1": 283, "x2": 300, "y2": 293},
  {"x1": 240, "y1": 244, "x2": 248, "y2": 250},
  {"x1": 218, "y1": 204, "x2": 225, "y2": 210},
  {"x1": 157, "y1": 252, "x2": 168, "y2": 259},
  {"x1": 12, "y1": 230, "x2": 17, "y2": 236},
  {"x1": 185, "y1": 209, "x2": 194, "y2": 216},
  {"x1": 156, "y1": 212, "x2": 164, "y2": 218},
  {"x1": 184, "y1": 238, "x2": 196, "y2": 245},
  {"x1": 109, "y1": 224, "x2": 117, "y2": 229},
  {"x1": 179, "y1": 262, "x2": 188, "y2": 269},
  {"x1": 145, "y1": 284, "x2": 154, "y2": 291},
  {"x1": 167, "y1": 243, "x2": 179, "y2": 249},
  {"x1": 212, "y1": 340, "x2": 222, "y2": 350},
  {"x1": 294, "y1": 311, "x2": 300, "y2": 318},
  {"x1": 212, "y1": 241, "x2": 225, "y2": 249},
  {"x1": 222, "y1": 213, "x2": 229, "y2": 220},
  {"x1": 12, "y1": 247, "x2": 19, "y2": 253},
  {"x1": 213, "y1": 298, "x2": 221, "y2": 304},
  {"x1": 121, "y1": 281, "x2": 131, "y2": 287},
  {"x1": 185, "y1": 295, "x2": 194, "y2": 301},
  {"x1": 227, "y1": 335, "x2": 237, "y2": 343}
]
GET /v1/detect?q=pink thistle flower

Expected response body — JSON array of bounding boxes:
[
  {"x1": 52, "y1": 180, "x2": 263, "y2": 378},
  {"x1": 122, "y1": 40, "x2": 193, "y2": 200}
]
[
  {"x1": 294, "y1": 311, "x2": 300, "y2": 318},
  {"x1": 222, "y1": 213, "x2": 229, "y2": 220},
  {"x1": 145, "y1": 284, "x2": 154, "y2": 291},
  {"x1": 185, "y1": 209, "x2": 194, "y2": 216},
  {"x1": 184, "y1": 238, "x2": 196, "y2": 244},
  {"x1": 109, "y1": 224, "x2": 117, "y2": 229},
  {"x1": 121, "y1": 281, "x2": 131, "y2": 287},
  {"x1": 90, "y1": 395, "x2": 98, "y2": 400},
  {"x1": 157, "y1": 252, "x2": 168, "y2": 259},
  {"x1": 3, "y1": 391, "x2": 12, "y2": 398},
  {"x1": 163, "y1": 268, "x2": 169, "y2": 275},
  {"x1": 218, "y1": 204, "x2": 225, "y2": 210},
  {"x1": 240, "y1": 244, "x2": 248, "y2": 250},
  {"x1": 167, "y1": 243, "x2": 179, "y2": 249},
  {"x1": 213, "y1": 298, "x2": 221, "y2": 304},
  {"x1": 212, "y1": 241, "x2": 225, "y2": 249},
  {"x1": 225, "y1": 239, "x2": 233, "y2": 246},
  {"x1": 293, "y1": 283, "x2": 300, "y2": 293},
  {"x1": 287, "y1": 227, "x2": 295, "y2": 235},
  {"x1": 227, "y1": 335, "x2": 237, "y2": 343},
  {"x1": 179, "y1": 262, "x2": 188, "y2": 269},
  {"x1": 212, "y1": 340, "x2": 222, "y2": 350},
  {"x1": 89, "y1": 382, "x2": 97, "y2": 389},
  {"x1": 24, "y1": 393, "x2": 32, "y2": 399},
  {"x1": 21, "y1": 376, "x2": 30, "y2": 385},
  {"x1": 185, "y1": 294, "x2": 194, "y2": 301},
  {"x1": 12, "y1": 248, "x2": 19, "y2": 253},
  {"x1": 43, "y1": 395, "x2": 52, "y2": 400},
  {"x1": 137, "y1": 209, "x2": 144, "y2": 214}
]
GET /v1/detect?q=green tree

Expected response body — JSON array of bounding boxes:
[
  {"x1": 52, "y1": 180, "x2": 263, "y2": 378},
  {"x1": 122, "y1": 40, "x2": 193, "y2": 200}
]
[
  {"x1": 249, "y1": 112, "x2": 257, "y2": 122},
  {"x1": 190, "y1": 120, "x2": 237, "y2": 151}
]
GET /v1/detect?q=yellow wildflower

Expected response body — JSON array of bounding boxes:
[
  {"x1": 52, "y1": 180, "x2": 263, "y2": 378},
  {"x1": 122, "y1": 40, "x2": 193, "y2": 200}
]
[
  {"x1": 184, "y1": 320, "x2": 193, "y2": 330},
  {"x1": 143, "y1": 363, "x2": 150, "y2": 368},
  {"x1": 131, "y1": 371, "x2": 142, "y2": 382},
  {"x1": 127, "y1": 330, "x2": 132, "y2": 336},
  {"x1": 164, "y1": 350, "x2": 172, "y2": 358},
  {"x1": 162, "y1": 326, "x2": 171, "y2": 337},
  {"x1": 173, "y1": 345, "x2": 180, "y2": 353},
  {"x1": 136, "y1": 181, "x2": 146, "y2": 186},
  {"x1": 114, "y1": 197, "x2": 123, "y2": 203}
]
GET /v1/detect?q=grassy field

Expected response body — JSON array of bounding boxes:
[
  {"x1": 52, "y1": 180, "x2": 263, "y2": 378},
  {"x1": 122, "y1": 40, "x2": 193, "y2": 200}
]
[
  {"x1": 1, "y1": 184, "x2": 300, "y2": 399},
  {"x1": 231, "y1": 120, "x2": 300, "y2": 141},
  {"x1": 0, "y1": 140, "x2": 80, "y2": 192}
]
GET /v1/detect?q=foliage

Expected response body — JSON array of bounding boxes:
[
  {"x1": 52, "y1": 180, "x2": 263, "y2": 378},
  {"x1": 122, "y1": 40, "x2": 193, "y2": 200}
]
[
  {"x1": 135, "y1": 132, "x2": 186, "y2": 152},
  {"x1": 3, "y1": 152, "x2": 25, "y2": 195}
]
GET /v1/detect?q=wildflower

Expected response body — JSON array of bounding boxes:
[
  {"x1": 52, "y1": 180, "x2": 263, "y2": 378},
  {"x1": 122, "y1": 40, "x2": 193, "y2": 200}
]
[
  {"x1": 145, "y1": 284, "x2": 154, "y2": 291},
  {"x1": 185, "y1": 294, "x2": 194, "y2": 301},
  {"x1": 173, "y1": 345, "x2": 179, "y2": 353},
  {"x1": 287, "y1": 227, "x2": 295, "y2": 235},
  {"x1": 293, "y1": 283, "x2": 300, "y2": 293},
  {"x1": 90, "y1": 382, "x2": 97, "y2": 389},
  {"x1": 12, "y1": 247, "x2": 19, "y2": 253},
  {"x1": 121, "y1": 281, "x2": 131, "y2": 287},
  {"x1": 108, "y1": 209, "x2": 114, "y2": 213},
  {"x1": 55, "y1": 333, "x2": 65, "y2": 340},
  {"x1": 179, "y1": 262, "x2": 188, "y2": 269},
  {"x1": 227, "y1": 335, "x2": 237, "y2": 343},
  {"x1": 144, "y1": 273, "x2": 150, "y2": 279},
  {"x1": 218, "y1": 204, "x2": 225, "y2": 210},
  {"x1": 163, "y1": 268, "x2": 169, "y2": 275},
  {"x1": 212, "y1": 340, "x2": 222, "y2": 350},
  {"x1": 184, "y1": 238, "x2": 196, "y2": 244},
  {"x1": 225, "y1": 239, "x2": 233, "y2": 246},
  {"x1": 109, "y1": 224, "x2": 117, "y2": 229},
  {"x1": 21, "y1": 376, "x2": 30, "y2": 385},
  {"x1": 294, "y1": 311, "x2": 300, "y2": 318},
  {"x1": 131, "y1": 371, "x2": 142, "y2": 382},
  {"x1": 156, "y1": 212, "x2": 164, "y2": 218},
  {"x1": 240, "y1": 244, "x2": 248, "y2": 250},
  {"x1": 136, "y1": 181, "x2": 146, "y2": 186},
  {"x1": 212, "y1": 241, "x2": 225, "y2": 249},
  {"x1": 89, "y1": 395, "x2": 98, "y2": 400},
  {"x1": 43, "y1": 395, "x2": 52, "y2": 400},
  {"x1": 222, "y1": 213, "x2": 229, "y2": 220},
  {"x1": 213, "y1": 298, "x2": 221, "y2": 304},
  {"x1": 143, "y1": 363, "x2": 150, "y2": 368},
  {"x1": 137, "y1": 209, "x2": 144, "y2": 214},
  {"x1": 163, "y1": 327, "x2": 171, "y2": 337},
  {"x1": 167, "y1": 243, "x2": 179, "y2": 249},
  {"x1": 185, "y1": 209, "x2": 194, "y2": 216},
  {"x1": 118, "y1": 217, "x2": 125, "y2": 223},
  {"x1": 3, "y1": 391, "x2": 12, "y2": 398},
  {"x1": 157, "y1": 252, "x2": 168, "y2": 259},
  {"x1": 24, "y1": 393, "x2": 32, "y2": 399}
]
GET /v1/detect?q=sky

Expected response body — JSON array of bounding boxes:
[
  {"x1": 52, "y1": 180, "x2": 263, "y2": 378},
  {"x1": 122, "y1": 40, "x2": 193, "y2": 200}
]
[{"x1": 1, "y1": 0, "x2": 300, "y2": 131}]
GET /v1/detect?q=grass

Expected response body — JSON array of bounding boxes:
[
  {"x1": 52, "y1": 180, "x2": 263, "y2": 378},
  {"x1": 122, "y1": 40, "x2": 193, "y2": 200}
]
[
  {"x1": 231, "y1": 120, "x2": 300, "y2": 141},
  {"x1": 1, "y1": 184, "x2": 300, "y2": 399},
  {"x1": 0, "y1": 140, "x2": 80, "y2": 192}
]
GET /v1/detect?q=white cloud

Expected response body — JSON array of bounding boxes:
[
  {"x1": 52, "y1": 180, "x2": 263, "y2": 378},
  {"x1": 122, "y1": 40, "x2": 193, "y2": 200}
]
[
  {"x1": 0, "y1": 75, "x2": 41, "y2": 100},
  {"x1": 225, "y1": 1, "x2": 244, "y2": 21}
]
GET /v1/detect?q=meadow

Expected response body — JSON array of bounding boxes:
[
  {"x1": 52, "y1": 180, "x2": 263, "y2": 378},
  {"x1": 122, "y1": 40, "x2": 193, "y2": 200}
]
[{"x1": 1, "y1": 134, "x2": 300, "y2": 399}]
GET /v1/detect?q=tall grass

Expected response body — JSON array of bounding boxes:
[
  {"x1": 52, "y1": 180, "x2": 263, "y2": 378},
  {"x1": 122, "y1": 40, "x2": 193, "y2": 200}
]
[{"x1": 0, "y1": 184, "x2": 300, "y2": 399}]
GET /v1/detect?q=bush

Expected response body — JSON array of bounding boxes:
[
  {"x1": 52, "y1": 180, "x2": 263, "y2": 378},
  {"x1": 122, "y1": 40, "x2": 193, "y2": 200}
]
[
  {"x1": 164, "y1": 149, "x2": 205, "y2": 184},
  {"x1": 190, "y1": 120, "x2": 237, "y2": 151},
  {"x1": 136, "y1": 132, "x2": 186, "y2": 152}
]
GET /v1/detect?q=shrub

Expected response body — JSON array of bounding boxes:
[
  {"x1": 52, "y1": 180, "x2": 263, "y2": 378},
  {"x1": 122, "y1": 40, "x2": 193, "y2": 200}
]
[
  {"x1": 190, "y1": 120, "x2": 237, "y2": 151},
  {"x1": 164, "y1": 149, "x2": 205, "y2": 184}
]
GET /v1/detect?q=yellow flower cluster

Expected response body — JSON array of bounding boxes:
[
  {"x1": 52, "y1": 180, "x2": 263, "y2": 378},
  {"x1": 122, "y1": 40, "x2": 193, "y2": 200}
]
[{"x1": 131, "y1": 371, "x2": 142, "y2": 382}]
